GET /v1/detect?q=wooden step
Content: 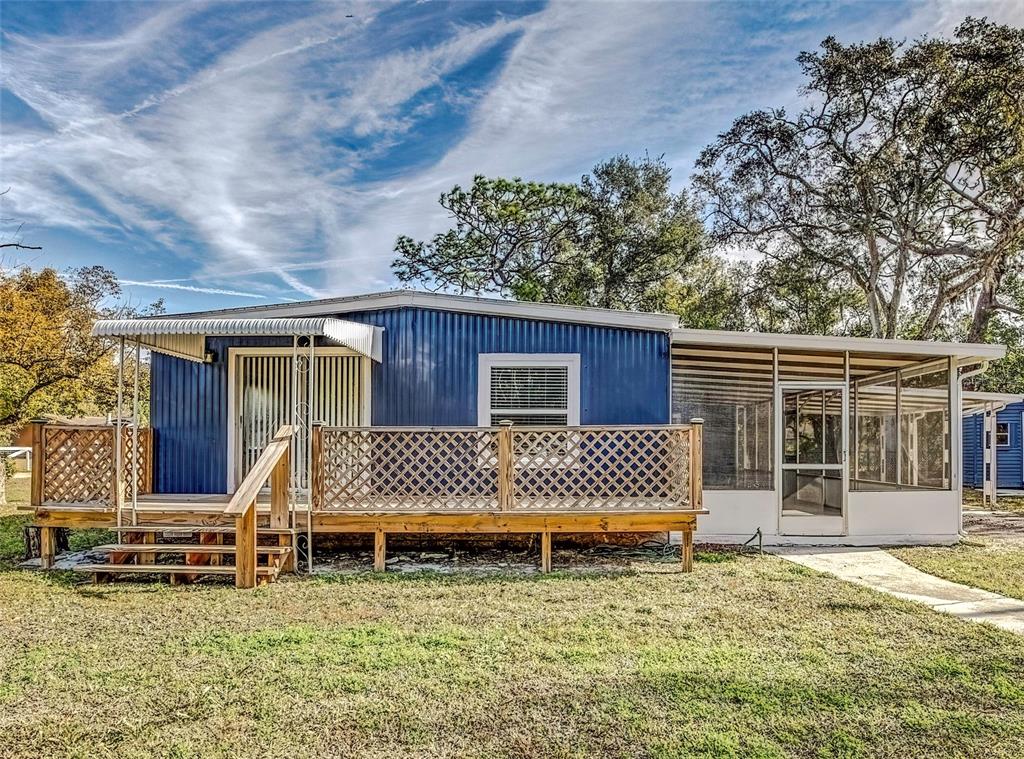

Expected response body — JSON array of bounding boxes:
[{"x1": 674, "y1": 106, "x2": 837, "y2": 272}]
[
  {"x1": 113, "y1": 525, "x2": 294, "y2": 535},
  {"x1": 74, "y1": 563, "x2": 280, "y2": 577},
  {"x1": 94, "y1": 543, "x2": 291, "y2": 555}
]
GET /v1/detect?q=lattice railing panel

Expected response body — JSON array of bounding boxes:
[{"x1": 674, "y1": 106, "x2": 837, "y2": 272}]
[
  {"x1": 319, "y1": 428, "x2": 500, "y2": 511},
  {"x1": 120, "y1": 427, "x2": 153, "y2": 498},
  {"x1": 316, "y1": 425, "x2": 693, "y2": 513},
  {"x1": 39, "y1": 424, "x2": 153, "y2": 508},
  {"x1": 42, "y1": 426, "x2": 116, "y2": 507},
  {"x1": 511, "y1": 427, "x2": 690, "y2": 510}
]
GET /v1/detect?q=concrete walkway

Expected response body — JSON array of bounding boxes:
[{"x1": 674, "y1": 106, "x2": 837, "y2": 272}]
[{"x1": 771, "y1": 547, "x2": 1024, "y2": 635}]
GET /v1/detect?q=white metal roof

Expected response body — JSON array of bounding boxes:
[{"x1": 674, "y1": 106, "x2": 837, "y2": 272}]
[
  {"x1": 156, "y1": 290, "x2": 681, "y2": 331},
  {"x1": 671, "y1": 327, "x2": 1005, "y2": 362},
  {"x1": 137, "y1": 289, "x2": 1005, "y2": 362},
  {"x1": 962, "y1": 391, "x2": 1024, "y2": 416},
  {"x1": 92, "y1": 317, "x2": 383, "y2": 362}
]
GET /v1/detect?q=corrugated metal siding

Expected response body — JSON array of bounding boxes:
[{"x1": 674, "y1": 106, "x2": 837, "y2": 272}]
[
  {"x1": 339, "y1": 307, "x2": 669, "y2": 426},
  {"x1": 961, "y1": 402, "x2": 1024, "y2": 488},
  {"x1": 150, "y1": 308, "x2": 670, "y2": 493},
  {"x1": 962, "y1": 414, "x2": 983, "y2": 487},
  {"x1": 151, "y1": 336, "x2": 289, "y2": 493}
]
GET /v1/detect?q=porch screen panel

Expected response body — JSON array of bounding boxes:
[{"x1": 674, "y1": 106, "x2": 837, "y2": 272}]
[
  {"x1": 672, "y1": 348, "x2": 773, "y2": 490},
  {"x1": 853, "y1": 364, "x2": 949, "y2": 491},
  {"x1": 899, "y1": 365, "x2": 950, "y2": 489}
]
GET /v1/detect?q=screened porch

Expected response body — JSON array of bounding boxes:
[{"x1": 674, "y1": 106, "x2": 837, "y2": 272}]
[{"x1": 670, "y1": 329, "x2": 1002, "y2": 541}]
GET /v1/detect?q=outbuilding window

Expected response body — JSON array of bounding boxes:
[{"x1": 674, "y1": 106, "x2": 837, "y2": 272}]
[
  {"x1": 996, "y1": 422, "x2": 1010, "y2": 447},
  {"x1": 478, "y1": 354, "x2": 581, "y2": 427}
]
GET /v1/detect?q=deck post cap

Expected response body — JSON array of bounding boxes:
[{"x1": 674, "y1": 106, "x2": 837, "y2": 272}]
[{"x1": 690, "y1": 417, "x2": 704, "y2": 424}]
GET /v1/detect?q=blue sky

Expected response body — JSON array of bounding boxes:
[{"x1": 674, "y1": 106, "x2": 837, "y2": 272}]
[{"x1": 2, "y1": 0, "x2": 1021, "y2": 313}]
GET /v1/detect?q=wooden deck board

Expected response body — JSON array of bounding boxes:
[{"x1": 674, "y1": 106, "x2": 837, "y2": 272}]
[
  {"x1": 94, "y1": 544, "x2": 291, "y2": 555},
  {"x1": 34, "y1": 494, "x2": 705, "y2": 542},
  {"x1": 73, "y1": 563, "x2": 279, "y2": 576}
]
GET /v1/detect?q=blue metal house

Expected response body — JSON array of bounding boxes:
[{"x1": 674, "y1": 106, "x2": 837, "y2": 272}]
[
  {"x1": 146, "y1": 292, "x2": 673, "y2": 494},
  {"x1": 963, "y1": 400, "x2": 1024, "y2": 489},
  {"x1": 80, "y1": 289, "x2": 1009, "y2": 552}
]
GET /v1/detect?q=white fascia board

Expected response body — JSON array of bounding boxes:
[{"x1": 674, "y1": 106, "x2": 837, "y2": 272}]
[
  {"x1": 157, "y1": 290, "x2": 680, "y2": 332},
  {"x1": 962, "y1": 391, "x2": 1024, "y2": 406},
  {"x1": 671, "y1": 328, "x2": 1006, "y2": 360}
]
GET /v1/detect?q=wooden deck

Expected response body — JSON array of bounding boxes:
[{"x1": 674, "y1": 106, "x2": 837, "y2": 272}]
[{"x1": 27, "y1": 421, "x2": 707, "y2": 584}]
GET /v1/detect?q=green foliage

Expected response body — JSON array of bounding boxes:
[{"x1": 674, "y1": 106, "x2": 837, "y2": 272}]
[
  {"x1": 977, "y1": 318, "x2": 1024, "y2": 393},
  {"x1": 392, "y1": 176, "x2": 585, "y2": 298},
  {"x1": 393, "y1": 154, "x2": 713, "y2": 319},
  {"x1": 694, "y1": 18, "x2": 1024, "y2": 341},
  {"x1": 741, "y1": 258, "x2": 869, "y2": 336}
]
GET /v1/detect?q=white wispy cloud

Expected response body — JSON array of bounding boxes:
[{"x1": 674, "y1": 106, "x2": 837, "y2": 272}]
[
  {"x1": 119, "y1": 280, "x2": 266, "y2": 298},
  {"x1": 3, "y1": 0, "x2": 1022, "y2": 310}
]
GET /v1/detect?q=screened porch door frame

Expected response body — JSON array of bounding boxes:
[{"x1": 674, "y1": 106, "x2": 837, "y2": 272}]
[
  {"x1": 225, "y1": 346, "x2": 371, "y2": 492},
  {"x1": 775, "y1": 380, "x2": 849, "y2": 537}
]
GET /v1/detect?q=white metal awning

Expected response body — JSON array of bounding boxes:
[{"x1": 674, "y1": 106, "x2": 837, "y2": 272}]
[
  {"x1": 962, "y1": 391, "x2": 1024, "y2": 416},
  {"x1": 92, "y1": 317, "x2": 383, "y2": 362}
]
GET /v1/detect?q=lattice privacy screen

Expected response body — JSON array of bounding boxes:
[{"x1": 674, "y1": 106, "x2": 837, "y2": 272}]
[
  {"x1": 316, "y1": 425, "x2": 692, "y2": 512},
  {"x1": 40, "y1": 425, "x2": 152, "y2": 507}
]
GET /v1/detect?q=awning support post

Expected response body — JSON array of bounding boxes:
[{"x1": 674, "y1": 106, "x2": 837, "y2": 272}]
[
  {"x1": 115, "y1": 337, "x2": 124, "y2": 528},
  {"x1": 307, "y1": 334, "x2": 315, "y2": 574},
  {"x1": 132, "y1": 338, "x2": 141, "y2": 526}
]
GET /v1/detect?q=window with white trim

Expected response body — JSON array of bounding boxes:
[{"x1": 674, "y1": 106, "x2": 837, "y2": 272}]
[
  {"x1": 996, "y1": 422, "x2": 1010, "y2": 447},
  {"x1": 478, "y1": 354, "x2": 581, "y2": 427}
]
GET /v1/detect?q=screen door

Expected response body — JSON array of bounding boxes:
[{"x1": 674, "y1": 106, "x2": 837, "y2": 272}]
[{"x1": 777, "y1": 382, "x2": 848, "y2": 536}]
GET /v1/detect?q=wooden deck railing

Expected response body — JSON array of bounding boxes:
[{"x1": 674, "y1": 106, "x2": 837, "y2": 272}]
[
  {"x1": 224, "y1": 424, "x2": 292, "y2": 588},
  {"x1": 313, "y1": 422, "x2": 704, "y2": 513},
  {"x1": 30, "y1": 422, "x2": 153, "y2": 509}
]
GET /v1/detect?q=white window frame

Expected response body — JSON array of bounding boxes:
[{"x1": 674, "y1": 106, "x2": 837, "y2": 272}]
[
  {"x1": 477, "y1": 353, "x2": 581, "y2": 427},
  {"x1": 996, "y1": 421, "x2": 1010, "y2": 447}
]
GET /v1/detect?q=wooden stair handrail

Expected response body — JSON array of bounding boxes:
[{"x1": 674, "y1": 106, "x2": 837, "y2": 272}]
[
  {"x1": 225, "y1": 424, "x2": 293, "y2": 589},
  {"x1": 225, "y1": 425, "x2": 293, "y2": 516}
]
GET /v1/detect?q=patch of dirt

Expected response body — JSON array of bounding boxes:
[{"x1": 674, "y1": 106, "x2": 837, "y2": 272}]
[
  {"x1": 312, "y1": 542, "x2": 692, "y2": 575},
  {"x1": 962, "y1": 510, "x2": 1024, "y2": 547}
]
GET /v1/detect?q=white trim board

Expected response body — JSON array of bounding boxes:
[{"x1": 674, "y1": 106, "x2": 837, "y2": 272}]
[
  {"x1": 477, "y1": 353, "x2": 581, "y2": 427},
  {"x1": 672, "y1": 327, "x2": 1004, "y2": 361}
]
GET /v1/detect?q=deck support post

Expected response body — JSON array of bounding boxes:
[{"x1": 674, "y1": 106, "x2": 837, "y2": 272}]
[
  {"x1": 689, "y1": 418, "x2": 704, "y2": 511},
  {"x1": 235, "y1": 502, "x2": 257, "y2": 589},
  {"x1": 497, "y1": 421, "x2": 514, "y2": 511},
  {"x1": 30, "y1": 421, "x2": 45, "y2": 508},
  {"x1": 540, "y1": 531, "x2": 552, "y2": 573},
  {"x1": 39, "y1": 526, "x2": 56, "y2": 570},
  {"x1": 681, "y1": 530, "x2": 693, "y2": 573},
  {"x1": 374, "y1": 529, "x2": 386, "y2": 572}
]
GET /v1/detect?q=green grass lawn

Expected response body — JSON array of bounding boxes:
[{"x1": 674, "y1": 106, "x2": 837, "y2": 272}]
[
  {"x1": 2, "y1": 483, "x2": 1024, "y2": 757},
  {"x1": 890, "y1": 540, "x2": 1024, "y2": 602}
]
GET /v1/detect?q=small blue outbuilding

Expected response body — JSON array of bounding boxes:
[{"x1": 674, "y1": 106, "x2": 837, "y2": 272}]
[{"x1": 963, "y1": 400, "x2": 1024, "y2": 489}]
